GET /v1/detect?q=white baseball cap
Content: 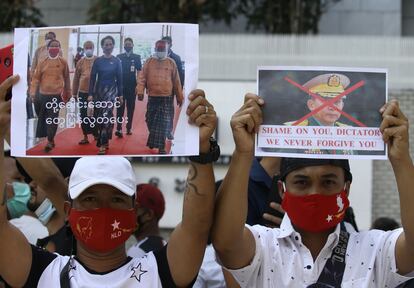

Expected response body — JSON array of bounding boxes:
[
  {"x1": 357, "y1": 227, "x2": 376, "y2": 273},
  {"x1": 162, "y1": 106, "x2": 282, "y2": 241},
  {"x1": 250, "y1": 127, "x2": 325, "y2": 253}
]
[{"x1": 68, "y1": 156, "x2": 136, "y2": 199}]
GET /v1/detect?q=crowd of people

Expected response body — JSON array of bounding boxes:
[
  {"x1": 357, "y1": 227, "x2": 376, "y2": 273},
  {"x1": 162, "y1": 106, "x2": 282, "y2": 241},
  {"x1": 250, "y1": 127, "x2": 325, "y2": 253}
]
[
  {"x1": 3, "y1": 42, "x2": 414, "y2": 287},
  {"x1": 28, "y1": 31, "x2": 185, "y2": 155}
]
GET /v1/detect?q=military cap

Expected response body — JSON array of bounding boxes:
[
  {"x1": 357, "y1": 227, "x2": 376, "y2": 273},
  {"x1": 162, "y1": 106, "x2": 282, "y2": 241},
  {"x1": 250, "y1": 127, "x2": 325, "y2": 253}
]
[{"x1": 303, "y1": 73, "x2": 350, "y2": 98}]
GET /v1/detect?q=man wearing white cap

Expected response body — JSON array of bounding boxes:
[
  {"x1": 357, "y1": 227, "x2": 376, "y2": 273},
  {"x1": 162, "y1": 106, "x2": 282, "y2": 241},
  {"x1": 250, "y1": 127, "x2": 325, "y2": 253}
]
[{"x1": 0, "y1": 75, "x2": 218, "y2": 287}]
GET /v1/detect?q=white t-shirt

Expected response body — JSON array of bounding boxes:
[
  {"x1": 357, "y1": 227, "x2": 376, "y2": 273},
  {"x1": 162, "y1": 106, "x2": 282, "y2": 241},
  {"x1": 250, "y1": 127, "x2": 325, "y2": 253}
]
[
  {"x1": 23, "y1": 245, "x2": 177, "y2": 287},
  {"x1": 194, "y1": 244, "x2": 226, "y2": 288},
  {"x1": 127, "y1": 236, "x2": 167, "y2": 258},
  {"x1": 221, "y1": 216, "x2": 414, "y2": 288},
  {"x1": 10, "y1": 215, "x2": 48, "y2": 245}
]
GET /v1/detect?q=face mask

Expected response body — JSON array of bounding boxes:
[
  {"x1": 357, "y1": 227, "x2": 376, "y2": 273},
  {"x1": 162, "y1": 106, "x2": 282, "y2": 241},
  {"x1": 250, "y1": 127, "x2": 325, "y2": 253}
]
[
  {"x1": 124, "y1": 46, "x2": 133, "y2": 53},
  {"x1": 45, "y1": 39, "x2": 51, "y2": 46},
  {"x1": 68, "y1": 207, "x2": 136, "y2": 253},
  {"x1": 34, "y1": 198, "x2": 56, "y2": 225},
  {"x1": 48, "y1": 47, "x2": 60, "y2": 58},
  {"x1": 84, "y1": 49, "x2": 94, "y2": 58},
  {"x1": 155, "y1": 51, "x2": 167, "y2": 60},
  {"x1": 281, "y1": 189, "x2": 349, "y2": 232},
  {"x1": 6, "y1": 182, "x2": 31, "y2": 219}
]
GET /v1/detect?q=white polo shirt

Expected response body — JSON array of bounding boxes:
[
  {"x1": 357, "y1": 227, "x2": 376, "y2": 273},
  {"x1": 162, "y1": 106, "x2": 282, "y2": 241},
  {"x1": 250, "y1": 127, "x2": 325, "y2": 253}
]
[{"x1": 222, "y1": 216, "x2": 414, "y2": 288}]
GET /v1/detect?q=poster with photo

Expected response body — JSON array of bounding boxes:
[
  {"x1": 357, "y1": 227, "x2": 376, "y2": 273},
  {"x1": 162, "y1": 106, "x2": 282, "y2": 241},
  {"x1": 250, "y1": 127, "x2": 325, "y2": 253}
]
[
  {"x1": 255, "y1": 66, "x2": 388, "y2": 160},
  {"x1": 11, "y1": 23, "x2": 198, "y2": 157}
]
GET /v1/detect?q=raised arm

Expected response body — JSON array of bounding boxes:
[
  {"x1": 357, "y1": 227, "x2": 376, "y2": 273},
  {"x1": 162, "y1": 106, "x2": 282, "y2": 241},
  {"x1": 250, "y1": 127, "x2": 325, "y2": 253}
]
[
  {"x1": 212, "y1": 93, "x2": 264, "y2": 269},
  {"x1": 15, "y1": 156, "x2": 67, "y2": 234},
  {"x1": 0, "y1": 75, "x2": 33, "y2": 287},
  {"x1": 167, "y1": 89, "x2": 217, "y2": 287},
  {"x1": 381, "y1": 100, "x2": 414, "y2": 275}
]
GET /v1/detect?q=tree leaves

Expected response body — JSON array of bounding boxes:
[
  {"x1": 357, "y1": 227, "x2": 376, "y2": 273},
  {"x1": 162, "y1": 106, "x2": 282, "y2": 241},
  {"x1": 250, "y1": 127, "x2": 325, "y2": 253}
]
[{"x1": 0, "y1": 0, "x2": 44, "y2": 32}]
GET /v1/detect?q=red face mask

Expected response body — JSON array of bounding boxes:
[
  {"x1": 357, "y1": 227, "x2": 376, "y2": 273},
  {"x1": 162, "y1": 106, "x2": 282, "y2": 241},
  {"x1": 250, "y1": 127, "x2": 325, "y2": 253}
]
[
  {"x1": 281, "y1": 189, "x2": 349, "y2": 232},
  {"x1": 48, "y1": 47, "x2": 60, "y2": 58},
  {"x1": 68, "y1": 207, "x2": 137, "y2": 253}
]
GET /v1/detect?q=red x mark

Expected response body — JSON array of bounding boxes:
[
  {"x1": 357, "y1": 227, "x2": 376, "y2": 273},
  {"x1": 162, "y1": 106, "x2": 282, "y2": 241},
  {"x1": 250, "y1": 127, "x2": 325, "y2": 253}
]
[{"x1": 284, "y1": 77, "x2": 366, "y2": 127}]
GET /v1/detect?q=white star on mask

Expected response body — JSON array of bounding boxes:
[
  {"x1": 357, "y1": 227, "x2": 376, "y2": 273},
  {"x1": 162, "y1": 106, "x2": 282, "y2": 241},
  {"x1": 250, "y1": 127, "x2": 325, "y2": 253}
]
[
  {"x1": 111, "y1": 219, "x2": 120, "y2": 231},
  {"x1": 326, "y1": 215, "x2": 333, "y2": 222}
]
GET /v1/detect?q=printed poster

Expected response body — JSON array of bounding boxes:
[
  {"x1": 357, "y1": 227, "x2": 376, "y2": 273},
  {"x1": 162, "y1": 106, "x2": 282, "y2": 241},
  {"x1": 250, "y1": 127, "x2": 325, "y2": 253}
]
[
  {"x1": 255, "y1": 66, "x2": 387, "y2": 160},
  {"x1": 11, "y1": 23, "x2": 199, "y2": 157}
]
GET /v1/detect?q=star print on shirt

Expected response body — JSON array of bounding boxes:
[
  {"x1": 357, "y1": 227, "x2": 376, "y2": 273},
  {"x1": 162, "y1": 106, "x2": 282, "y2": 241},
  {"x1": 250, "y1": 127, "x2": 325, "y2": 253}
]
[
  {"x1": 326, "y1": 215, "x2": 333, "y2": 222},
  {"x1": 68, "y1": 259, "x2": 77, "y2": 280},
  {"x1": 130, "y1": 262, "x2": 148, "y2": 282},
  {"x1": 111, "y1": 220, "x2": 120, "y2": 231}
]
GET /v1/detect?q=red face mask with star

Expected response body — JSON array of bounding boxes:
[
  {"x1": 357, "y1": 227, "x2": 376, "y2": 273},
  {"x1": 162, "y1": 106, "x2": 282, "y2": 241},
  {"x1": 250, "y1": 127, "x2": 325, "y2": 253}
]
[
  {"x1": 68, "y1": 207, "x2": 137, "y2": 253},
  {"x1": 281, "y1": 190, "x2": 349, "y2": 232}
]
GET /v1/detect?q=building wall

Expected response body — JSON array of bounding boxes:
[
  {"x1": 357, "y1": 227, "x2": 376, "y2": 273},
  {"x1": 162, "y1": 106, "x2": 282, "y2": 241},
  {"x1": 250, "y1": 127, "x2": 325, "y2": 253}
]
[
  {"x1": 372, "y1": 89, "x2": 414, "y2": 225},
  {"x1": 319, "y1": 0, "x2": 401, "y2": 36},
  {"x1": 35, "y1": 0, "x2": 92, "y2": 26}
]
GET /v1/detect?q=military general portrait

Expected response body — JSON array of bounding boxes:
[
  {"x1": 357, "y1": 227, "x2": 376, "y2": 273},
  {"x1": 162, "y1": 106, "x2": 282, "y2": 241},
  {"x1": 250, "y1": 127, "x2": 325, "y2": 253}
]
[{"x1": 256, "y1": 67, "x2": 387, "y2": 159}]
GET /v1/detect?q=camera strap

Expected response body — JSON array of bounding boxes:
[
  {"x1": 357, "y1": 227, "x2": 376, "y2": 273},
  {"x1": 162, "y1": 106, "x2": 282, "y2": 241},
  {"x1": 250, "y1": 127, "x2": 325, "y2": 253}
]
[{"x1": 308, "y1": 222, "x2": 349, "y2": 288}]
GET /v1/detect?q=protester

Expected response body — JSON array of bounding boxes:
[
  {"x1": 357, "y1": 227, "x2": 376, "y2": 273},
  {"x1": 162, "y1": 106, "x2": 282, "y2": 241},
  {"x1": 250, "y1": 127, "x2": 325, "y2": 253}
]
[
  {"x1": 72, "y1": 40, "x2": 98, "y2": 145},
  {"x1": 89, "y1": 35, "x2": 123, "y2": 155},
  {"x1": 127, "y1": 184, "x2": 166, "y2": 258},
  {"x1": 30, "y1": 39, "x2": 71, "y2": 153},
  {"x1": 136, "y1": 40, "x2": 183, "y2": 154},
  {"x1": 115, "y1": 37, "x2": 141, "y2": 137},
  {"x1": 0, "y1": 74, "x2": 219, "y2": 287},
  {"x1": 212, "y1": 93, "x2": 414, "y2": 287}
]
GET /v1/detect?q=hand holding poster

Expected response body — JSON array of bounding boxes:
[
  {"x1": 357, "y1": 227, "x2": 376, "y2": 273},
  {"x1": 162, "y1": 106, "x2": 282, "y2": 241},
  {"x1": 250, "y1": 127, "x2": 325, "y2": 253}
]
[
  {"x1": 11, "y1": 23, "x2": 198, "y2": 157},
  {"x1": 255, "y1": 66, "x2": 387, "y2": 159}
]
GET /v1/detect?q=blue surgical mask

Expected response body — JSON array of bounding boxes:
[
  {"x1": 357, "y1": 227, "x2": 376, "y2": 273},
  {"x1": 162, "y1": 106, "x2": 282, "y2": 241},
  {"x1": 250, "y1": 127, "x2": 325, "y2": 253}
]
[
  {"x1": 6, "y1": 182, "x2": 31, "y2": 219},
  {"x1": 34, "y1": 198, "x2": 56, "y2": 225}
]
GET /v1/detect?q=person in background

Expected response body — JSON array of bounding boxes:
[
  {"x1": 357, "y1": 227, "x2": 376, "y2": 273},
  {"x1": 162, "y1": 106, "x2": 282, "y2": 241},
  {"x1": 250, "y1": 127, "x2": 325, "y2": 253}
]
[
  {"x1": 88, "y1": 35, "x2": 123, "y2": 155},
  {"x1": 115, "y1": 37, "x2": 141, "y2": 138},
  {"x1": 74, "y1": 46, "x2": 84, "y2": 67},
  {"x1": 72, "y1": 40, "x2": 97, "y2": 145},
  {"x1": 30, "y1": 39, "x2": 71, "y2": 153},
  {"x1": 127, "y1": 184, "x2": 166, "y2": 258}
]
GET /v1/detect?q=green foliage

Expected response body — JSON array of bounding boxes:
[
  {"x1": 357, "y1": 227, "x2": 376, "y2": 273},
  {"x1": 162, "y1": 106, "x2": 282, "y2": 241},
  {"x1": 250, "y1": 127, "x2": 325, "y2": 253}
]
[
  {"x1": 238, "y1": 0, "x2": 342, "y2": 34},
  {"x1": 87, "y1": 0, "x2": 341, "y2": 34},
  {"x1": 87, "y1": 0, "x2": 239, "y2": 25},
  {"x1": 0, "y1": 0, "x2": 44, "y2": 32}
]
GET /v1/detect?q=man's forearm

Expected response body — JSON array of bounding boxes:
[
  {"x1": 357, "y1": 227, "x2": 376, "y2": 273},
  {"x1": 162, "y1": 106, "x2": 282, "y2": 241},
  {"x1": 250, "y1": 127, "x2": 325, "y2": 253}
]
[
  {"x1": 393, "y1": 157, "x2": 414, "y2": 246},
  {"x1": 181, "y1": 162, "x2": 215, "y2": 236},
  {"x1": 212, "y1": 151, "x2": 253, "y2": 251}
]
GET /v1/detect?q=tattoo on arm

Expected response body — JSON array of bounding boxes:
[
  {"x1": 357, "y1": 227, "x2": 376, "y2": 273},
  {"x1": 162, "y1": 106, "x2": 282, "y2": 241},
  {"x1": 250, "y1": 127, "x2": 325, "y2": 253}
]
[{"x1": 184, "y1": 163, "x2": 201, "y2": 201}]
